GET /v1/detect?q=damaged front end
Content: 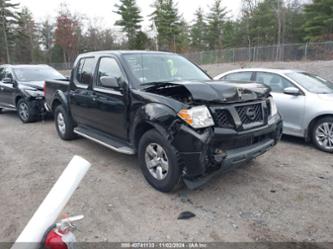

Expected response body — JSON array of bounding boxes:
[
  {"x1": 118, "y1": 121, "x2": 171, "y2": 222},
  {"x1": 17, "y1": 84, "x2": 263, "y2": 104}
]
[{"x1": 140, "y1": 80, "x2": 283, "y2": 189}]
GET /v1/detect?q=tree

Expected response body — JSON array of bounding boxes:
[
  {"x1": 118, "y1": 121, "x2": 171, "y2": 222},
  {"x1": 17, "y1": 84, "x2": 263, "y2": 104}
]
[
  {"x1": 14, "y1": 7, "x2": 37, "y2": 63},
  {"x1": 40, "y1": 19, "x2": 55, "y2": 62},
  {"x1": 151, "y1": 0, "x2": 182, "y2": 51},
  {"x1": 304, "y1": 0, "x2": 333, "y2": 41},
  {"x1": 114, "y1": 0, "x2": 142, "y2": 49},
  {"x1": 190, "y1": 7, "x2": 208, "y2": 51},
  {"x1": 0, "y1": 0, "x2": 19, "y2": 63},
  {"x1": 206, "y1": 0, "x2": 228, "y2": 50},
  {"x1": 54, "y1": 5, "x2": 81, "y2": 63}
]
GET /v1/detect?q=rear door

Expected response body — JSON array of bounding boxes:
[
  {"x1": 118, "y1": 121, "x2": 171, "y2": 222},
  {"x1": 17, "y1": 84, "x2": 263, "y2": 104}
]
[
  {"x1": 255, "y1": 72, "x2": 305, "y2": 136},
  {"x1": 0, "y1": 67, "x2": 6, "y2": 107},
  {"x1": 69, "y1": 57, "x2": 97, "y2": 127},
  {"x1": 90, "y1": 56, "x2": 128, "y2": 140}
]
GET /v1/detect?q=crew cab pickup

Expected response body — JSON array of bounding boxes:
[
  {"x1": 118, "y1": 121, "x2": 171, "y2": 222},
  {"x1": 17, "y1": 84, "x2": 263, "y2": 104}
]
[{"x1": 45, "y1": 51, "x2": 283, "y2": 192}]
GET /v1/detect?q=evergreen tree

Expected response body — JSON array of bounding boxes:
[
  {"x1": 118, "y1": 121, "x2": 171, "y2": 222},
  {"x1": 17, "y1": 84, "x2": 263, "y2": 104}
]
[
  {"x1": 0, "y1": 0, "x2": 19, "y2": 63},
  {"x1": 151, "y1": 0, "x2": 181, "y2": 51},
  {"x1": 40, "y1": 19, "x2": 54, "y2": 62},
  {"x1": 14, "y1": 7, "x2": 37, "y2": 63},
  {"x1": 206, "y1": 0, "x2": 228, "y2": 50},
  {"x1": 190, "y1": 7, "x2": 207, "y2": 51},
  {"x1": 304, "y1": 0, "x2": 333, "y2": 41},
  {"x1": 114, "y1": 0, "x2": 142, "y2": 49}
]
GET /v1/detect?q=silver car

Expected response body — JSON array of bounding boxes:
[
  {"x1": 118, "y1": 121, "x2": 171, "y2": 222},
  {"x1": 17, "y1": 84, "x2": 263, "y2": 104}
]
[{"x1": 215, "y1": 69, "x2": 333, "y2": 153}]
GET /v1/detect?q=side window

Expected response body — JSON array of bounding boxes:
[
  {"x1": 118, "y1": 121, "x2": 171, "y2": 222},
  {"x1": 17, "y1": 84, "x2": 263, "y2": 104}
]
[
  {"x1": 0, "y1": 67, "x2": 5, "y2": 81},
  {"x1": 5, "y1": 69, "x2": 13, "y2": 79},
  {"x1": 75, "y1": 57, "x2": 95, "y2": 86},
  {"x1": 97, "y1": 57, "x2": 123, "y2": 88},
  {"x1": 256, "y1": 72, "x2": 293, "y2": 93},
  {"x1": 223, "y1": 72, "x2": 253, "y2": 82}
]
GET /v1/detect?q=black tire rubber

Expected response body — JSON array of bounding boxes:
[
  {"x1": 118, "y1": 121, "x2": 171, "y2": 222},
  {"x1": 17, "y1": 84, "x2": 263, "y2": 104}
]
[
  {"x1": 17, "y1": 99, "x2": 37, "y2": 123},
  {"x1": 311, "y1": 117, "x2": 333, "y2": 153},
  {"x1": 138, "y1": 129, "x2": 183, "y2": 193},
  {"x1": 54, "y1": 105, "x2": 76, "y2": 141}
]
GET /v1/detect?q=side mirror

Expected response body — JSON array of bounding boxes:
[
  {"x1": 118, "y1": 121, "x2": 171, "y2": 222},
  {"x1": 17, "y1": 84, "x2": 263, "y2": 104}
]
[
  {"x1": 283, "y1": 87, "x2": 301, "y2": 96},
  {"x1": 2, "y1": 78, "x2": 13, "y2": 84},
  {"x1": 100, "y1": 76, "x2": 120, "y2": 89}
]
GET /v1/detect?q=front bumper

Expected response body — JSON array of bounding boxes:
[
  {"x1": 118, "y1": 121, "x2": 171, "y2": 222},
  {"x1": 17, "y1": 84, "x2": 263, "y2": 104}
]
[{"x1": 172, "y1": 115, "x2": 283, "y2": 184}]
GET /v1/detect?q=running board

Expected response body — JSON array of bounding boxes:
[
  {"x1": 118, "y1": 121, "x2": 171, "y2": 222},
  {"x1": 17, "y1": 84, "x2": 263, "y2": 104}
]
[{"x1": 74, "y1": 127, "x2": 135, "y2": 155}]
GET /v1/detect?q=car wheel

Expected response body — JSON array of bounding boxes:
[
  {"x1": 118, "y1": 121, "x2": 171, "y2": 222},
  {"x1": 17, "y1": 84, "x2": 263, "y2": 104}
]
[
  {"x1": 312, "y1": 117, "x2": 333, "y2": 153},
  {"x1": 17, "y1": 99, "x2": 36, "y2": 123},
  {"x1": 54, "y1": 105, "x2": 76, "y2": 141},
  {"x1": 138, "y1": 129, "x2": 183, "y2": 192}
]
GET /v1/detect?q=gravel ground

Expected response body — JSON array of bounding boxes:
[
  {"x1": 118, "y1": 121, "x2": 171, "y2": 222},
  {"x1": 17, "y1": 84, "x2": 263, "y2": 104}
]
[{"x1": 0, "y1": 110, "x2": 332, "y2": 243}]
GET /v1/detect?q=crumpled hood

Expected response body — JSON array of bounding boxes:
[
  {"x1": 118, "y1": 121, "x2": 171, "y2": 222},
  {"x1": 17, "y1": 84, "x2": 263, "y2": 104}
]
[
  {"x1": 18, "y1": 81, "x2": 44, "y2": 91},
  {"x1": 142, "y1": 80, "x2": 270, "y2": 104}
]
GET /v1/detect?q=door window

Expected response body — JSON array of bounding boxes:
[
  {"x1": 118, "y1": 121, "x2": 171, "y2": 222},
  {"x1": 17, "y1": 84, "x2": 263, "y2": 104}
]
[
  {"x1": 97, "y1": 57, "x2": 123, "y2": 88},
  {"x1": 0, "y1": 67, "x2": 5, "y2": 81},
  {"x1": 222, "y1": 72, "x2": 253, "y2": 82},
  {"x1": 75, "y1": 57, "x2": 95, "y2": 86},
  {"x1": 256, "y1": 72, "x2": 293, "y2": 93}
]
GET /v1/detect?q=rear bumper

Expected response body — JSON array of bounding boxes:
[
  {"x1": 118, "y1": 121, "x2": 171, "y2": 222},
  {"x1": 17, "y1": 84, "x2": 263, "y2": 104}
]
[{"x1": 173, "y1": 115, "x2": 283, "y2": 181}]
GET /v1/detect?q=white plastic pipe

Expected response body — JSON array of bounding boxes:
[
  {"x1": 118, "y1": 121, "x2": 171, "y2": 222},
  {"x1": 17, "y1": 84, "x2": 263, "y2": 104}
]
[{"x1": 11, "y1": 156, "x2": 91, "y2": 249}]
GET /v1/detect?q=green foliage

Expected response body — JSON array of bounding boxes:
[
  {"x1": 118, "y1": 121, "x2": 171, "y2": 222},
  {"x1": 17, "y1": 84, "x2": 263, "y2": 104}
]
[
  {"x1": 114, "y1": 0, "x2": 143, "y2": 49},
  {"x1": 151, "y1": 0, "x2": 182, "y2": 51},
  {"x1": 206, "y1": 0, "x2": 228, "y2": 49},
  {"x1": 190, "y1": 7, "x2": 208, "y2": 51},
  {"x1": 304, "y1": 0, "x2": 333, "y2": 41}
]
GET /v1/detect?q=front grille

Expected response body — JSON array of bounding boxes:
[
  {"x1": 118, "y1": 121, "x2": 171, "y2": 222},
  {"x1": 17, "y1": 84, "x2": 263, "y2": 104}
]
[
  {"x1": 236, "y1": 103, "x2": 263, "y2": 125},
  {"x1": 214, "y1": 109, "x2": 235, "y2": 128}
]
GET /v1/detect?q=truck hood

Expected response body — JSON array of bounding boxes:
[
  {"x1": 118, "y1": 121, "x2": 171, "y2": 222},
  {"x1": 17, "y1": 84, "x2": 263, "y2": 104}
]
[
  {"x1": 18, "y1": 81, "x2": 44, "y2": 91},
  {"x1": 141, "y1": 80, "x2": 270, "y2": 105}
]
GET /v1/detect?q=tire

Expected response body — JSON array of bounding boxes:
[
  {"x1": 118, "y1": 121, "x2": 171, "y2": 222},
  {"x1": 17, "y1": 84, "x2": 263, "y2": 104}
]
[
  {"x1": 17, "y1": 99, "x2": 37, "y2": 123},
  {"x1": 311, "y1": 117, "x2": 333, "y2": 153},
  {"x1": 138, "y1": 129, "x2": 183, "y2": 192},
  {"x1": 54, "y1": 105, "x2": 76, "y2": 140}
]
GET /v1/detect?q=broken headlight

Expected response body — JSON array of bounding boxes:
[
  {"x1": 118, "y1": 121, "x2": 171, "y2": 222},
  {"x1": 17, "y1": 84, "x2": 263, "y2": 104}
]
[{"x1": 178, "y1": 106, "x2": 215, "y2": 129}]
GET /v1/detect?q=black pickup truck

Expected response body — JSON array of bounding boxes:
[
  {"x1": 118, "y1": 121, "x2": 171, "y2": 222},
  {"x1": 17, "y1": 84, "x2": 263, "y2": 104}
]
[{"x1": 45, "y1": 51, "x2": 282, "y2": 192}]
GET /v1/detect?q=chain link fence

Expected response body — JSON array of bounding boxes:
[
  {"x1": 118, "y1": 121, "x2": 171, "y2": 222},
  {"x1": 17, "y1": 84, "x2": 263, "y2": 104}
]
[{"x1": 183, "y1": 41, "x2": 333, "y2": 65}]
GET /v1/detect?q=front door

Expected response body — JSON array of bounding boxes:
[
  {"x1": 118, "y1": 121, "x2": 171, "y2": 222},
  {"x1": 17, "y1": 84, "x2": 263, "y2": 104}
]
[
  {"x1": 91, "y1": 56, "x2": 128, "y2": 140},
  {"x1": 0, "y1": 68, "x2": 16, "y2": 109},
  {"x1": 255, "y1": 72, "x2": 305, "y2": 136}
]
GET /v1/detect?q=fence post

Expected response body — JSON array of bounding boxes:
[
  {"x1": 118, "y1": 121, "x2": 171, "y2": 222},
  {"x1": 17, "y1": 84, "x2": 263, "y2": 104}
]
[{"x1": 304, "y1": 42, "x2": 309, "y2": 60}]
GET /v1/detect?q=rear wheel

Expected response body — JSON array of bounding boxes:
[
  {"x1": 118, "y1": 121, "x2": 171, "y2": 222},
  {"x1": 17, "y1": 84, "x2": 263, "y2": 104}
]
[
  {"x1": 17, "y1": 99, "x2": 36, "y2": 123},
  {"x1": 138, "y1": 129, "x2": 183, "y2": 192},
  {"x1": 312, "y1": 117, "x2": 333, "y2": 153},
  {"x1": 54, "y1": 105, "x2": 76, "y2": 140}
]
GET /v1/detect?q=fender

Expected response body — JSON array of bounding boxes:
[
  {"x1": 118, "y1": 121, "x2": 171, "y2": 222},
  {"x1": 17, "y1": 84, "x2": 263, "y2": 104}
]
[
  {"x1": 52, "y1": 90, "x2": 70, "y2": 113},
  {"x1": 130, "y1": 103, "x2": 180, "y2": 146}
]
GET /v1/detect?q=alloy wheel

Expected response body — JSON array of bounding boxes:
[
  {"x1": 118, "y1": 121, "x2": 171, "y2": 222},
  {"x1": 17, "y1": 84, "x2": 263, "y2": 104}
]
[
  {"x1": 57, "y1": 112, "x2": 66, "y2": 135},
  {"x1": 315, "y1": 122, "x2": 333, "y2": 150},
  {"x1": 144, "y1": 143, "x2": 169, "y2": 180}
]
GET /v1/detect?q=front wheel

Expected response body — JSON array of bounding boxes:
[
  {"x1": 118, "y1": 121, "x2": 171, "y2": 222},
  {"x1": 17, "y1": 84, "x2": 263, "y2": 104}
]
[
  {"x1": 17, "y1": 99, "x2": 36, "y2": 123},
  {"x1": 312, "y1": 117, "x2": 333, "y2": 153},
  {"x1": 138, "y1": 130, "x2": 183, "y2": 192},
  {"x1": 54, "y1": 105, "x2": 76, "y2": 140}
]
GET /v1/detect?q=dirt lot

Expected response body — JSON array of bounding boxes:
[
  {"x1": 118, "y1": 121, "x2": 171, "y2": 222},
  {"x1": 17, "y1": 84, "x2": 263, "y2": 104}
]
[{"x1": 0, "y1": 110, "x2": 332, "y2": 243}]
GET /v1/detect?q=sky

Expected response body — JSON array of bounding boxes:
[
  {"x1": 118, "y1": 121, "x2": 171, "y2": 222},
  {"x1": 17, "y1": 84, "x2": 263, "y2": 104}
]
[{"x1": 17, "y1": 0, "x2": 242, "y2": 32}]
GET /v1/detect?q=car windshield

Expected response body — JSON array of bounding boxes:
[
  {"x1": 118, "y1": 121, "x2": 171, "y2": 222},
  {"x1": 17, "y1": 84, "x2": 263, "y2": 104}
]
[
  {"x1": 13, "y1": 66, "x2": 65, "y2": 82},
  {"x1": 286, "y1": 72, "x2": 333, "y2": 94},
  {"x1": 123, "y1": 53, "x2": 210, "y2": 88}
]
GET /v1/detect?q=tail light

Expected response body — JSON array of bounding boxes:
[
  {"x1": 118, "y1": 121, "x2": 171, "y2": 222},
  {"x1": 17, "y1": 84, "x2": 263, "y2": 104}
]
[{"x1": 43, "y1": 81, "x2": 46, "y2": 97}]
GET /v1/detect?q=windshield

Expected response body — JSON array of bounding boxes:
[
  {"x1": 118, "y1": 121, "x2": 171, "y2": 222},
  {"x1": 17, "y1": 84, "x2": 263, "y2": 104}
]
[
  {"x1": 287, "y1": 72, "x2": 333, "y2": 94},
  {"x1": 13, "y1": 66, "x2": 65, "y2": 82},
  {"x1": 123, "y1": 53, "x2": 210, "y2": 88}
]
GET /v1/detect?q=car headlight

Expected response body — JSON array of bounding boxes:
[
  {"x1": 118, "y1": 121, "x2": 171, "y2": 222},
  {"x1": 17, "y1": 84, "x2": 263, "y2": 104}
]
[
  {"x1": 178, "y1": 106, "x2": 215, "y2": 129},
  {"x1": 269, "y1": 97, "x2": 278, "y2": 116},
  {"x1": 24, "y1": 89, "x2": 43, "y2": 97}
]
